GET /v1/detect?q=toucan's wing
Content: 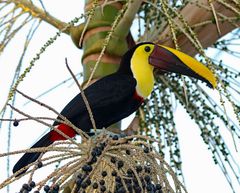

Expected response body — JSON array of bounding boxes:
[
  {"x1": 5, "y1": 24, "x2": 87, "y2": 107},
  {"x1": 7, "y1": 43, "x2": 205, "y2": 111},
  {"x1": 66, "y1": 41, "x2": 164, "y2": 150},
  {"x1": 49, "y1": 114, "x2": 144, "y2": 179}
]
[{"x1": 53, "y1": 73, "x2": 137, "y2": 126}]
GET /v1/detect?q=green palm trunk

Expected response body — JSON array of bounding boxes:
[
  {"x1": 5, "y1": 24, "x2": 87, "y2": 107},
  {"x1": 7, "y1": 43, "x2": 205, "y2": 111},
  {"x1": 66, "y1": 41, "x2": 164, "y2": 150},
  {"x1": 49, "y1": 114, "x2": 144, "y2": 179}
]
[
  {"x1": 72, "y1": 2, "x2": 129, "y2": 79},
  {"x1": 70, "y1": 1, "x2": 130, "y2": 132}
]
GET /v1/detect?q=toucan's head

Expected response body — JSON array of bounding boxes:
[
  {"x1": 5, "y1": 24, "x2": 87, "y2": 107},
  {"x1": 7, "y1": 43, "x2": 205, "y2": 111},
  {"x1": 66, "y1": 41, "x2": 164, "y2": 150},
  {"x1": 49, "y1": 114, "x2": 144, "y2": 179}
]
[{"x1": 118, "y1": 42, "x2": 216, "y2": 98}]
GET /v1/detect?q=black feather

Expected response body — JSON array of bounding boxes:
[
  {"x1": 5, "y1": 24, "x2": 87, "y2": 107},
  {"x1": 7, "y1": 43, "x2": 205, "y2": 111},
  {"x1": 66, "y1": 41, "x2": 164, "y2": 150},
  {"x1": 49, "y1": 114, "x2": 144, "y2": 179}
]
[
  {"x1": 53, "y1": 74, "x2": 139, "y2": 132},
  {"x1": 12, "y1": 133, "x2": 52, "y2": 176}
]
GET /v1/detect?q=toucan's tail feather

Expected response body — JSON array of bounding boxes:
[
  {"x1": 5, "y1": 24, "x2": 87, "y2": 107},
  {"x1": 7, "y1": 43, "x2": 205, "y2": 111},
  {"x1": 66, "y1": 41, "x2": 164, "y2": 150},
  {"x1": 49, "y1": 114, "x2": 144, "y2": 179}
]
[{"x1": 12, "y1": 132, "x2": 53, "y2": 176}]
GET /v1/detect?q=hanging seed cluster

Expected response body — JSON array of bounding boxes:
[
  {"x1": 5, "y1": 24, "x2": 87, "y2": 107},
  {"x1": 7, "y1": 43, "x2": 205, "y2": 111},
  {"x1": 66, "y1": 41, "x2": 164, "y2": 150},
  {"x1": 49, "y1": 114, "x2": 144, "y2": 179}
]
[
  {"x1": 138, "y1": 1, "x2": 164, "y2": 32},
  {"x1": 151, "y1": 73, "x2": 239, "y2": 181},
  {"x1": 7, "y1": 132, "x2": 186, "y2": 193},
  {"x1": 137, "y1": 82, "x2": 182, "y2": 177},
  {"x1": 212, "y1": 31, "x2": 240, "y2": 122},
  {"x1": 136, "y1": 0, "x2": 189, "y2": 41}
]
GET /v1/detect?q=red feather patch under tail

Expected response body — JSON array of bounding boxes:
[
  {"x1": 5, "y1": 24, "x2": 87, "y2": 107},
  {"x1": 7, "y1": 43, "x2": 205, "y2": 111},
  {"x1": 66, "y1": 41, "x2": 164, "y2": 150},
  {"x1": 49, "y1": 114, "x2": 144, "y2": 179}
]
[{"x1": 50, "y1": 124, "x2": 76, "y2": 141}]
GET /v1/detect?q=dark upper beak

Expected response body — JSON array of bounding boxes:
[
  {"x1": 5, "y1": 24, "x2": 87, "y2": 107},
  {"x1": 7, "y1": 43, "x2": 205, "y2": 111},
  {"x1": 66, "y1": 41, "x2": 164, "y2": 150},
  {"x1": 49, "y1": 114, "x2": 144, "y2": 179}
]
[{"x1": 149, "y1": 44, "x2": 217, "y2": 88}]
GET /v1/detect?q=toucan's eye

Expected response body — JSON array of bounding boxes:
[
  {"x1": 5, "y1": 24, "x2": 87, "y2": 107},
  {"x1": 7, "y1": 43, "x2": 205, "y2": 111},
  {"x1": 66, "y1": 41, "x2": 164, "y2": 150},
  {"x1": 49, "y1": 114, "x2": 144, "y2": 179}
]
[{"x1": 144, "y1": 46, "x2": 151, "y2": 52}]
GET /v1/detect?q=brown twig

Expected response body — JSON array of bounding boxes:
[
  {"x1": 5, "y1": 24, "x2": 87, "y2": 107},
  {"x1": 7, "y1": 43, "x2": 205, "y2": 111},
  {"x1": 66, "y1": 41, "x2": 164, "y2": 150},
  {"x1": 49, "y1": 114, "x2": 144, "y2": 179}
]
[
  {"x1": 15, "y1": 89, "x2": 88, "y2": 139},
  {"x1": 65, "y1": 58, "x2": 97, "y2": 133},
  {"x1": 7, "y1": 103, "x2": 79, "y2": 146}
]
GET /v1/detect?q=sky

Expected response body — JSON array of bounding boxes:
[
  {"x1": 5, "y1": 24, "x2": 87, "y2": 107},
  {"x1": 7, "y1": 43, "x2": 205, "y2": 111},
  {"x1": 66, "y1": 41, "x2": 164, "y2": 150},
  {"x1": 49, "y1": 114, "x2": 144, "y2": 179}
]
[{"x1": 0, "y1": 1, "x2": 239, "y2": 193}]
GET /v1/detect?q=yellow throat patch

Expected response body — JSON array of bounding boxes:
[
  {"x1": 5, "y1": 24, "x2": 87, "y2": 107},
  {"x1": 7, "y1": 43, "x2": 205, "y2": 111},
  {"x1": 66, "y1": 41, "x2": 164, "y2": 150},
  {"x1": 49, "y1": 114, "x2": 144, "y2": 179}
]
[{"x1": 130, "y1": 44, "x2": 155, "y2": 98}]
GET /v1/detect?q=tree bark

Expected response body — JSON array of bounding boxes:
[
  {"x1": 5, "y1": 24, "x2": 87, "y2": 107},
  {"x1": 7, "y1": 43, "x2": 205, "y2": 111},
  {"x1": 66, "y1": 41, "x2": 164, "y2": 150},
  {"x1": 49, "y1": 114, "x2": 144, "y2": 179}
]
[{"x1": 159, "y1": 0, "x2": 240, "y2": 56}]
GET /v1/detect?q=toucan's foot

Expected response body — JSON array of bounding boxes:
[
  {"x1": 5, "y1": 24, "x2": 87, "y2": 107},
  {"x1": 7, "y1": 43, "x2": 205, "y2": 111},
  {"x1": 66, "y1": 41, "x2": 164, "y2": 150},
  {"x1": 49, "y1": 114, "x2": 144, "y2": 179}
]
[
  {"x1": 87, "y1": 128, "x2": 126, "y2": 140},
  {"x1": 87, "y1": 128, "x2": 102, "y2": 136},
  {"x1": 88, "y1": 128, "x2": 117, "y2": 136}
]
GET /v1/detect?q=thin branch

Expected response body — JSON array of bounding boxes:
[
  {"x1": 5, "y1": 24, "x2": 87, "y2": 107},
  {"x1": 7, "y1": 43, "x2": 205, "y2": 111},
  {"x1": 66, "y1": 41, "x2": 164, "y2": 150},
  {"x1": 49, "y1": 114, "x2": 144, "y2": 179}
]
[
  {"x1": 208, "y1": 0, "x2": 221, "y2": 36},
  {"x1": 23, "y1": 73, "x2": 82, "y2": 106},
  {"x1": 15, "y1": 89, "x2": 88, "y2": 139},
  {"x1": 65, "y1": 58, "x2": 97, "y2": 133},
  {"x1": 38, "y1": 0, "x2": 47, "y2": 13},
  {"x1": 7, "y1": 103, "x2": 80, "y2": 146},
  {"x1": 113, "y1": 0, "x2": 143, "y2": 39},
  {"x1": 8, "y1": 0, "x2": 70, "y2": 33},
  {"x1": 78, "y1": 0, "x2": 98, "y2": 47}
]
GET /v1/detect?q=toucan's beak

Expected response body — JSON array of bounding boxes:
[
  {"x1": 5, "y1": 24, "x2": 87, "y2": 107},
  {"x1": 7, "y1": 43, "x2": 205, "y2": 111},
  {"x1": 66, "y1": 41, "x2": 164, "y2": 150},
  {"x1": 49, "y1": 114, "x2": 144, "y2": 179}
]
[{"x1": 149, "y1": 44, "x2": 217, "y2": 88}]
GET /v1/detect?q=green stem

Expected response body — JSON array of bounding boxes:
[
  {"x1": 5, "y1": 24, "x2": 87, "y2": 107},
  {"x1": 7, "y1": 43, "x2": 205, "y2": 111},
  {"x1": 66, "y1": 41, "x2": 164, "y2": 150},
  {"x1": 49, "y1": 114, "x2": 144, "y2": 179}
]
[{"x1": 113, "y1": 0, "x2": 143, "y2": 39}]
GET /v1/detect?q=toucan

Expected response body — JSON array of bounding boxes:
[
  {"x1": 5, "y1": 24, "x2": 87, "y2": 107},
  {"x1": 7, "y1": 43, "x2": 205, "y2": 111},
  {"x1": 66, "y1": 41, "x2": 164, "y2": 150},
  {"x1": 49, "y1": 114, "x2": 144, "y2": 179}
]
[{"x1": 13, "y1": 42, "x2": 216, "y2": 175}]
